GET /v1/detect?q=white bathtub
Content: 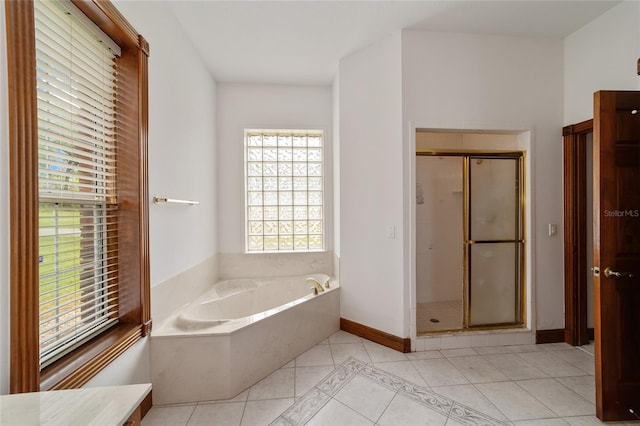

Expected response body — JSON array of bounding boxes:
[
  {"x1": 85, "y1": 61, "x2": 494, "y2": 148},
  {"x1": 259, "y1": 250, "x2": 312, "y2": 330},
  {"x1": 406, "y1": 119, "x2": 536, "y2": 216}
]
[{"x1": 150, "y1": 274, "x2": 340, "y2": 405}]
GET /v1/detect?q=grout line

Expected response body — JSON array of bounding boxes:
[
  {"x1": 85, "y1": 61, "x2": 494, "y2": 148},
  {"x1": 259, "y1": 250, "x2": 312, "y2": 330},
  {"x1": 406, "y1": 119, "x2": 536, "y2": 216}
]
[
  {"x1": 183, "y1": 404, "x2": 197, "y2": 426},
  {"x1": 373, "y1": 387, "x2": 401, "y2": 424},
  {"x1": 468, "y1": 381, "x2": 512, "y2": 424},
  {"x1": 553, "y1": 376, "x2": 597, "y2": 406}
]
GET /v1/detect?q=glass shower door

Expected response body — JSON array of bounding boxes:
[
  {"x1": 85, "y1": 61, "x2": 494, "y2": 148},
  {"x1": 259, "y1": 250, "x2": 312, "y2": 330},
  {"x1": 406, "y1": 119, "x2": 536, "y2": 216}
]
[{"x1": 466, "y1": 156, "x2": 523, "y2": 327}]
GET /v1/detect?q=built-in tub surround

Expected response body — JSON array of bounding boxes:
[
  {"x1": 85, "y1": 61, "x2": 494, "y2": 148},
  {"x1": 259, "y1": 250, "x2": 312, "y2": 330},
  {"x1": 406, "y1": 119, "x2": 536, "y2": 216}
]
[
  {"x1": 218, "y1": 251, "x2": 334, "y2": 279},
  {"x1": 151, "y1": 256, "x2": 218, "y2": 327},
  {"x1": 151, "y1": 274, "x2": 339, "y2": 405}
]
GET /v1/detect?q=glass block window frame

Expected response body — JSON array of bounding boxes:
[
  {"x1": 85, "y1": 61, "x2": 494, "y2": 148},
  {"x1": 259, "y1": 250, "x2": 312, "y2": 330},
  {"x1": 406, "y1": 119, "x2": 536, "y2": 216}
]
[{"x1": 245, "y1": 130, "x2": 324, "y2": 252}]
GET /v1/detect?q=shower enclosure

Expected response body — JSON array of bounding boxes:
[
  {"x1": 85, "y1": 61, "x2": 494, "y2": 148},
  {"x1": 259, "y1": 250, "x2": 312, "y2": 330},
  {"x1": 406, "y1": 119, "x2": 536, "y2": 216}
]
[{"x1": 416, "y1": 151, "x2": 525, "y2": 334}]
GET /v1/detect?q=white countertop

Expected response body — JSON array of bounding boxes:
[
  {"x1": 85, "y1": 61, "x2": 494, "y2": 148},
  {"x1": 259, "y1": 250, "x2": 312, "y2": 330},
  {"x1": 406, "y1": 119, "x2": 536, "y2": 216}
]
[{"x1": 0, "y1": 383, "x2": 151, "y2": 426}]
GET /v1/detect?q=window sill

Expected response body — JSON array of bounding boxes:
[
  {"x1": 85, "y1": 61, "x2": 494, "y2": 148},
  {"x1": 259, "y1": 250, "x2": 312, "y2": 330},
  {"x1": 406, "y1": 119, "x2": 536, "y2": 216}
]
[
  {"x1": 40, "y1": 323, "x2": 145, "y2": 391},
  {"x1": 243, "y1": 249, "x2": 328, "y2": 255}
]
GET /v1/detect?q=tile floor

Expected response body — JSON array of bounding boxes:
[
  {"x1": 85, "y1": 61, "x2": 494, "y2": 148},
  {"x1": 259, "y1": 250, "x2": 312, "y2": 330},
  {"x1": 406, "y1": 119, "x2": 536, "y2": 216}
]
[
  {"x1": 416, "y1": 301, "x2": 463, "y2": 333},
  {"x1": 142, "y1": 332, "x2": 640, "y2": 426}
]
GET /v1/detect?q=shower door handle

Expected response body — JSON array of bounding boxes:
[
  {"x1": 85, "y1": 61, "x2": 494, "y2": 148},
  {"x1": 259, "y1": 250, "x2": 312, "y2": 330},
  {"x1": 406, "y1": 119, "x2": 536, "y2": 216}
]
[{"x1": 604, "y1": 267, "x2": 635, "y2": 278}]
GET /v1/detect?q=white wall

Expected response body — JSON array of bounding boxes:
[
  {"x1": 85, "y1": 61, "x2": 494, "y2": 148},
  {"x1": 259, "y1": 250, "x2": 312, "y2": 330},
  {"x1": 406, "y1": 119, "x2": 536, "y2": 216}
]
[
  {"x1": 216, "y1": 83, "x2": 333, "y2": 255},
  {"x1": 564, "y1": 1, "x2": 640, "y2": 125},
  {"x1": 113, "y1": 1, "x2": 218, "y2": 288},
  {"x1": 402, "y1": 31, "x2": 565, "y2": 333},
  {"x1": 338, "y1": 32, "x2": 405, "y2": 337},
  {"x1": 0, "y1": 0, "x2": 10, "y2": 395},
  {"x1": 332, "y1": 76, "x2": 341, "y2": 261}
]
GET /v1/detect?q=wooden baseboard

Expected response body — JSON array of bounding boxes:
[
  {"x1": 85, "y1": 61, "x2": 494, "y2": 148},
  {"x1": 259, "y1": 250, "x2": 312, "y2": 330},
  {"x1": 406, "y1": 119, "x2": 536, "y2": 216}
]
[
  {"x1": 340, "y1": 318, "x2": 411, "y2": 353},
  {"x1": 536, "y1": 329, "x2": 565, "y2": 344},
  {"x1": 588, "y1": 328, "x2": 594, "y2": 340}
]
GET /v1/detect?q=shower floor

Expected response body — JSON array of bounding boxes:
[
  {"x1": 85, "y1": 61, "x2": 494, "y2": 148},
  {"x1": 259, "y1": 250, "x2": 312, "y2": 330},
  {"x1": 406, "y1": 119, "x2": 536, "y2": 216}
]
[{"x1": 417, "y1": 300, "x2": 463, "y2": 333}]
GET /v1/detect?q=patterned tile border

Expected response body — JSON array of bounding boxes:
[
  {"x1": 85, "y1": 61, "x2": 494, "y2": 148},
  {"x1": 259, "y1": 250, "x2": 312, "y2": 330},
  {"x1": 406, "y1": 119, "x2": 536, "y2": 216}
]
[{"x1": 271, "y1": 357, "x2": 509, "y2": 426}]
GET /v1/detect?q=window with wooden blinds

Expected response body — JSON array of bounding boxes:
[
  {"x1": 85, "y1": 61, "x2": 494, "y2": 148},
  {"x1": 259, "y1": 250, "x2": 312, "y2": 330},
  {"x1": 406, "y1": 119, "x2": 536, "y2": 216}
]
[{"x1": 35, "y1": 0, "x2": 121, "y2": 368}]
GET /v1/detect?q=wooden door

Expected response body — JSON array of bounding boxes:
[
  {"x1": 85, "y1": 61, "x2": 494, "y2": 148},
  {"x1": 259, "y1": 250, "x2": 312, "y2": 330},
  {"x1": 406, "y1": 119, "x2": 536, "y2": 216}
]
[{"x1": 593, "y1": 90, "x2": 640, "y2": 421}]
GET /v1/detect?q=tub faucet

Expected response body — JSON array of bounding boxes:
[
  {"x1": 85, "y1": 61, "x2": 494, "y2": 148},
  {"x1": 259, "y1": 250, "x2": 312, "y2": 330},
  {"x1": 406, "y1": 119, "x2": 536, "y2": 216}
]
[{"x1": 306, "y1": 277, "x2": 326, "y2": 294}]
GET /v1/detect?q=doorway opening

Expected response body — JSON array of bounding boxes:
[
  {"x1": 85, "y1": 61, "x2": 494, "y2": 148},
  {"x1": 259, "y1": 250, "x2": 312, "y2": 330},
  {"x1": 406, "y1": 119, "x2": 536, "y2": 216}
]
[
  {"x1": 562, "y1": 119, "x2": 595, "y2": 346},
  {"x1": 416, "y1": 135, "x2": 526, "y2": 335}
]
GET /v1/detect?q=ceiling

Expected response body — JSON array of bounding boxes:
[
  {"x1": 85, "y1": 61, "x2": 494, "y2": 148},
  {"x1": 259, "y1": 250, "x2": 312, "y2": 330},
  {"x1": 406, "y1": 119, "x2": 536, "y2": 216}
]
[{"x1": 167, "y1": 0, "x2": 620, "y2": 85}]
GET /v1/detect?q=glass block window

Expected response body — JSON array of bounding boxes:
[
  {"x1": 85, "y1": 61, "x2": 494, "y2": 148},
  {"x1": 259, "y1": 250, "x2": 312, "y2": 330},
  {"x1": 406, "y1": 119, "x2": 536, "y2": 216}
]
[{"x1": 245, "y1": 130, "x2": 324, "y2": 252}]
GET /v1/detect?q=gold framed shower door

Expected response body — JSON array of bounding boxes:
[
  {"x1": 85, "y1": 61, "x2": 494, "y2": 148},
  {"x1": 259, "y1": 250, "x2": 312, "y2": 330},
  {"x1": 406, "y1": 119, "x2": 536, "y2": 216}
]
[{"x1": 416, "y1": 149, "x2": 526, "y2": 334}]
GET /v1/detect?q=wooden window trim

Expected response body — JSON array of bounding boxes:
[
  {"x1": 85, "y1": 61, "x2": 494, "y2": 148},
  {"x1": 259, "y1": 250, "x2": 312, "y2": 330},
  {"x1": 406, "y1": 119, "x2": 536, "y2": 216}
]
[
  {"x1": 562, "y1": 118, "x2": 593, "y2": 346},
  {"x1": 6, "y1": 0, "x2": 151, "y2": 393}
]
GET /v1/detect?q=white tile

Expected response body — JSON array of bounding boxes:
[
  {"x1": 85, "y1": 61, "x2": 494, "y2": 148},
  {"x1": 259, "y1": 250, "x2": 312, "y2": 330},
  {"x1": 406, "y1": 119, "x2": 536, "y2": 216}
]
[
  {"x1": 555, "y1": 376, "x2": 595, "y2": 404},
  {"x1": 412, "y1": 358, "x2": 469, "y2": 387},
  {"x1": 515, "y1": 333, "x2": 536, "y2": 345},
  {"x1": 508, "y1": 344, "x2": 546, "y2": 353},
  {"x1": 440, "y1": 348, "x2": 478, "y2": 358},
  {"x1": 551, "y1": 349, "x2": 594, "y2": 365},
  {"x1": 141, "y1": 405, "x2": 196, "y2": 426},
  {"x1": 561, "y1": 415, "x2": 640, "y2": 425},
  {"x1": 374, "y1": 361, "x2": 428, "y2": 387},
  {"x1": 406, "y1": 350, "x2": 443, "y2": 361},
  {"x1": 541, "y1": 343, "x2": 575, "y2": 351},
  {"x1": 431, "y1": 384, "x2": 508, "y2": 422},
  {"x1": 377, "y1": 393, "x2": 448, "y2": 426},
  {"x1": 573, "y1": 360, "x2": 595, "y2": 375},
  {"x1": 485, "y1": 334, "x2": 506, "y2": 347},
  {"x1": 448, "y1": 355, "x2": 509, "y2": 383},
  {"x1": 328, "y1": 330, "x2": 362, "y2": 344},
  {"x1": 414, "y1": 338, "x2": 426, "y2": 352},
  {"x1": 197, "y1": 389, "x2": 248, "y2": 404},
  {"x1": 335, "y1": 374, "x2": 397, "y2": 422},
  {"x1": 247, "y1": 368, "x2": 294, "y2": 400},
  {"x1": 440, "y1": 335, "x2": 471, "y2": 349},
  {"x1": 551, "y1": 349, "x2": 595, "y2": 375},
  {"x1": 471, "y1": 334, "x2": 489, "y2": 347},
  {"x1": 578, "y1": 343, "x2": 595, "y2": 355},
  {"x1": 282, "y1": 359, "x2": 295, "y2": 369},
  {"x1": 240, "y1": 398, "x2": 294, "y2": 426},
  {"x1": 295, "y1": 365, "x2": 335, "y2": 397},
  {"x1": 562, "y1": 415, "x2": 609, "y2": 425},
  {"x1": 422, "y1": 337, "x2": 442, "y2": 351},
  {"x1": 475, "y1": 346, "x2": 512, "y2": 355},
  {"x1": 363, "y1": 341, "x2": 408, "y2": 362},
  {"x1": 500, "y1": 334, "x2": 519, "y2": 346},
  {"x1": 296, "y1": 344, "x2": 334, "y2": 367},
  {"x1": 475, "y1": 381, "x2": 557, "y2": 421},
  {"x1": 517, "y1": 352, "x2": 588, "y2": 378},
  {"x1": 516, "y1": 379, "x2": 595, "y2": 417},
  {"x1": 330, "y1": 343, "x2": 372, "y2": 365},
  {"x1": 514, "y1": 419, "x2": 570, "y2": 425},
  {"x1": 484, "y1": 353, "x2": 549, "y2": 380},
  {"x1": 187, "y1": 402, "x2": 244, "y2": 426},
  {"x1": 306, "y1": 399, "x2": 374, "y2": 426}
]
